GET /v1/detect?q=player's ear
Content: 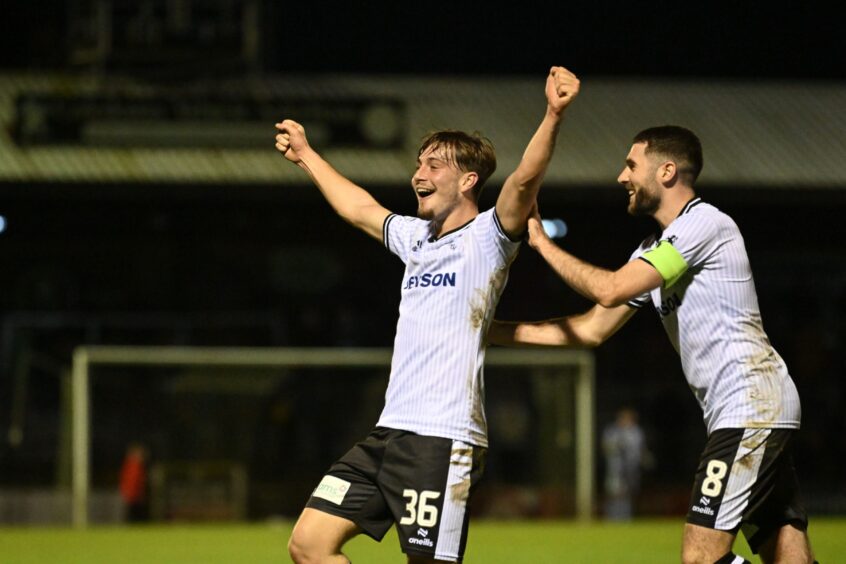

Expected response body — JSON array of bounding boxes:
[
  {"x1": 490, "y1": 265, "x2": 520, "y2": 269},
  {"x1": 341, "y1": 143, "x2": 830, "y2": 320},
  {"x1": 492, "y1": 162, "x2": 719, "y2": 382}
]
[
  {"x1": 658, "y1": 161, "x2": 677, "y2": 186},
  {"x1": 460, "y1": 171, "x2": 479, "y2": 194}
]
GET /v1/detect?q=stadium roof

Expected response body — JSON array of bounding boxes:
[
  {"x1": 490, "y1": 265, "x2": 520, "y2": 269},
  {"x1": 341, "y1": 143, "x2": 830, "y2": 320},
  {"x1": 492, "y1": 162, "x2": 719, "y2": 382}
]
[{"x1": 1, "y1": 73, "x2": 844, "y2": 189}]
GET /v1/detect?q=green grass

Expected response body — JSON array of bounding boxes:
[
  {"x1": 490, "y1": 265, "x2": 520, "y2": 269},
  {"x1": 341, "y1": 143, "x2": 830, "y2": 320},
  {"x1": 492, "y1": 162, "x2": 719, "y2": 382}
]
[{"x1": 1, "y1": 518, "x2": 843, "y2": 563}]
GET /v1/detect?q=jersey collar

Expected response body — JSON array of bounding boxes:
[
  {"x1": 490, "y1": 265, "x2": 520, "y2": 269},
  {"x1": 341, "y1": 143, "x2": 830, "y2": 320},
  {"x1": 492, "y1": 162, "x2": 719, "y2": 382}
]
[
  {"x1": 677, "y1": 196, "x2": 703, "y2": 218},
  {"x1": 427, "y1": 216, "x2": 476, "y2": 243},
  {"x1": 655, "y1": 197, "x2": 704, "y2": 241}
]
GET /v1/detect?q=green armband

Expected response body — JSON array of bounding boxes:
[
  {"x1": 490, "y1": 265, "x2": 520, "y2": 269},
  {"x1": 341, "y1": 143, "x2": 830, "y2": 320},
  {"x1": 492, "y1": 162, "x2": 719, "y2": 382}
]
[{"x1": 642, "y1": 241, "x2": 688, "y2": 288}]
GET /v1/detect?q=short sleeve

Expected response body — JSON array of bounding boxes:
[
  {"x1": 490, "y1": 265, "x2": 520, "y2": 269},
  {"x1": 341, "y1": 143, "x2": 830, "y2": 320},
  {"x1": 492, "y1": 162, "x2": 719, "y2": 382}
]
[
  {"x1": 383, "y1": 214, "x2": 426, "y2": 264},
  {"x1": 626, "y1": 236, "x2": 656, "y2": 308},
  {"x1": 475, "y1": 208, "x2": 522, "y2": 266},
  {"x1": 658, "y1": 213, "x2": 722, "y2": 274}
]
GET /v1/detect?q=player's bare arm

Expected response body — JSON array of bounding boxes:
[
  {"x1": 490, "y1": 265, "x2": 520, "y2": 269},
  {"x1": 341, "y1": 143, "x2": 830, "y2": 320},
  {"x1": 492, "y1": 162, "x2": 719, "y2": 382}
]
[
  {"x1": 275, "y1": 119, "x2": 391, "y2": 241},
  {"x1": 488, "y1": 302, "x2": 636, "y2": 348},
  {"x1": 495, "y1": 66, "x2": 580, "y2": 238},
  {"x1": 527, "y1": 211, "x2": 663, "y2": 307}
]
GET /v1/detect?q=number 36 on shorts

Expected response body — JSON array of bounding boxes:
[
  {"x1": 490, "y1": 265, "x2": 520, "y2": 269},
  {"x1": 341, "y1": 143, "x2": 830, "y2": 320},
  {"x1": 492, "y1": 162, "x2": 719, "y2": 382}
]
[{"x1": 400, "y1": 489, "x2": 441, "y2": 527}]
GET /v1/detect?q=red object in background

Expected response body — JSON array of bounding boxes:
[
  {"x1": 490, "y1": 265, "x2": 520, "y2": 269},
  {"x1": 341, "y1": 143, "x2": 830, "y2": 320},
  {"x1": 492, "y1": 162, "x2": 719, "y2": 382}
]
[{"x1": 120, "y1": 445, "x2": 147, "y2": 504}]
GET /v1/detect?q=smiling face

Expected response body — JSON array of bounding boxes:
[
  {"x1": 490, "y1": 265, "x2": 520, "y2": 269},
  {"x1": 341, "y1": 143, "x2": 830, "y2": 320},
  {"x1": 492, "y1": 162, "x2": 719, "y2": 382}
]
[
  {"x1": 411, "y1": 145, "x2": 472, "y2": 222},
  {"x1": 617, "y1": 142, "x2": 662, "y2": 217}
]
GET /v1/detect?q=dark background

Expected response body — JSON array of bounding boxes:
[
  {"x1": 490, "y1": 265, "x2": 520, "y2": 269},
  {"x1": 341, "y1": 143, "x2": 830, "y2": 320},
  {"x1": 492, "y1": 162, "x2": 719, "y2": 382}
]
[
  {"x1": 2, "y1": 3, "x2": 844, "y2": 79},
  {"x1": 1, "y1": 1, "x2": 844, "y2": 519}
]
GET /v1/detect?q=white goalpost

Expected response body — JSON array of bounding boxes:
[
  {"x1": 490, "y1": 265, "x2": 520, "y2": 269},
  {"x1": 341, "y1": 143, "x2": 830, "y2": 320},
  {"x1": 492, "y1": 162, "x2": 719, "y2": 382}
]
[{"x1": 71, "y1": 346, "x2": 595, "y2": 527}]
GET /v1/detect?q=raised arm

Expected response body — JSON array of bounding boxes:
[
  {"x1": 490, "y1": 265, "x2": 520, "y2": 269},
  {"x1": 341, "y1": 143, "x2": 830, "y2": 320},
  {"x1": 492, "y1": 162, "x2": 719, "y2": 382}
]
[
  {"x1": 275, "y1": 119, "x2": 391, "y2": 242},
  {"x1": 495, "y1": 66, "x2": 580, "y2": 238},
  {"x1": 527, "y1": 210, "x2": 663, "y2": 308},
  {"x1": 488, "y1": 302, "x2": 637, "y2": 348}
]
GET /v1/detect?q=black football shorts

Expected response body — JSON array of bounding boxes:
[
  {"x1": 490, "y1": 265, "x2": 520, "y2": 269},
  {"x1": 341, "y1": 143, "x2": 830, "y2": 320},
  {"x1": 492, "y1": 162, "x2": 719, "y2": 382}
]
[
  {"x1": 686, "y1": 428, "x2": 809, "y2": 553},
  {"x1": 306, "y1": 426, "x2": 486, "y2": 562}
]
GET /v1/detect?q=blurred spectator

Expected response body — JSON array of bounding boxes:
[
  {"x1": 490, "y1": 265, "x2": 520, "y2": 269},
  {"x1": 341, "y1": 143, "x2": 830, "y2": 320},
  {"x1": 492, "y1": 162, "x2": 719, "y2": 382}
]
[
  {"x1": 602, "y1": 407, "x2": 652, "y2": 520},
  {"x1": 120, "y1": 442, "x2": 150, "y2": 523}
]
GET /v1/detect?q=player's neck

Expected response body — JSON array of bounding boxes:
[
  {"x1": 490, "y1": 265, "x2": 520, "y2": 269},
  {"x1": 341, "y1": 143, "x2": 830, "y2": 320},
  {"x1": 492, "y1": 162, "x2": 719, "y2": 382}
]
[
  {"x1": 654, "y1": 189, "x2": 697, "y2": 229},
  {"x1": 432, "y1": 203, "x2": 479, "y2": 237}
]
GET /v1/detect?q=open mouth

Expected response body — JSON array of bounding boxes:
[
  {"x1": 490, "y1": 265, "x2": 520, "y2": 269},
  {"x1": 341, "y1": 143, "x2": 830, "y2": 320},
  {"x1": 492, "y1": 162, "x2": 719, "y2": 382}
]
[{"x1": 416, "y1": 188, "x2": 435, "y2": 199}]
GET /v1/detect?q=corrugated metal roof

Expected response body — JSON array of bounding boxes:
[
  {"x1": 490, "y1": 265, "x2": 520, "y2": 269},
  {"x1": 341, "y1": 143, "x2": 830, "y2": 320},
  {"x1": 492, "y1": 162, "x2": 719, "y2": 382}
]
[{"x1": 0, "y1": 73, "x2": 844, "y2": 187}]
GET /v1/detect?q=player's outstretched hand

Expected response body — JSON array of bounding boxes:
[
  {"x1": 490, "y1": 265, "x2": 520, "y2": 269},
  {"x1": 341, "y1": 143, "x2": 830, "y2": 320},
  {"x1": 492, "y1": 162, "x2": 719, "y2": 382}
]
[
  {"x1": 527, "y1": 203, "x2": 552, "y2": 251},
  {"x1": 275, "y1": 119, "x2": 310, "y2": 163},
  {"x1": 546, "y1": 66, "x2": 580, "y2": 116}
]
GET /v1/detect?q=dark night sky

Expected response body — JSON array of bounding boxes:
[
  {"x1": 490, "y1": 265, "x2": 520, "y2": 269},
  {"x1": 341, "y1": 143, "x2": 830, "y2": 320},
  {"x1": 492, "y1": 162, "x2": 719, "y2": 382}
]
[
  {"x1": 261, "y1": 4, "x2": 845, "y2": 80},
  {"x1": 1, "y1": 2, "x2": 844, "y2": 80}
]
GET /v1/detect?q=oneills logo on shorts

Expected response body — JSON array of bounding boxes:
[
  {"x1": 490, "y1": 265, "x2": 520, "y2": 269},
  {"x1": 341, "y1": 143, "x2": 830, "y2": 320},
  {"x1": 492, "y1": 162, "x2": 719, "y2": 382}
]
[
  {"x1": 313, "y1": 475, "x2": 351, "y2": 505},
  {"x1": 408, "y1": 537, "x2": 434, "y2": 547},
  {"x1": 691, "y1": 504, "x2": 714, "y2": 516}
]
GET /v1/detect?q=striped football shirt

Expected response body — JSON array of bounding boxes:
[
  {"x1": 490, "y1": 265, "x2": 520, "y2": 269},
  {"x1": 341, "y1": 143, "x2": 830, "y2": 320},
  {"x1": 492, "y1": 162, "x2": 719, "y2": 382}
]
[
  {"x1": 376, "y1": 208, "x2": 521, "y2": 447},
  {"x1": 627, "y1": 197, "x2": 801, "y2": 434}
]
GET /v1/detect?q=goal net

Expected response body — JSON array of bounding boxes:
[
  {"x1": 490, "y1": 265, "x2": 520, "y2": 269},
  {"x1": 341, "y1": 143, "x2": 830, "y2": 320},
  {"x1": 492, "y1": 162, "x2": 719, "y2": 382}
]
[{"x1": 70, "y1": 346, "x2": 595, "y2": 527}]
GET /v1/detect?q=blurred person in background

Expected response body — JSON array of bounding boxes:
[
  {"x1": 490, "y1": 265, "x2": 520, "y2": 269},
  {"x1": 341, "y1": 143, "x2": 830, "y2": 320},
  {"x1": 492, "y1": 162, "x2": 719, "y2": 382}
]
[
  {"x1": 120, "y1": 442, "x2": 149, "y2": 523},
  {"x1": 490, "y1": 126, "x2": 816, "y2": 563},
  {"x1": 275, "y1": 66, "x2": 579, "y2": 564},
  {"x1": 602, "y1": 406, "x2": 652, "y2": 521}
]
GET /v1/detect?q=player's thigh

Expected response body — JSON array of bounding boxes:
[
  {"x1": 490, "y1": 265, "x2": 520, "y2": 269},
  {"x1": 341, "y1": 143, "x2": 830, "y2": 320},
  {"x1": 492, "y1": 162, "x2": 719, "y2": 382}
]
[
  {"x1": 682, "y1": 523, "x2": 735, "y2": 563},
  {"x1": 289, "y1": 507, "x2": 361, "y2": 554},
  {"x1": 756, "y1": 522, "x2": 814, "y2": 564}
]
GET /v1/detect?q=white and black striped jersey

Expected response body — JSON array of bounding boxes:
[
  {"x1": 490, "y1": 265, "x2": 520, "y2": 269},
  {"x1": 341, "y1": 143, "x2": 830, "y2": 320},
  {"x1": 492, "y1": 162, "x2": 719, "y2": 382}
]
[
  {"x1": 376, "y1": 208, "x2": 521, "y2": 447},
  {"x1": 628, "y1": 198, "x2": 801, "y2": 434}
]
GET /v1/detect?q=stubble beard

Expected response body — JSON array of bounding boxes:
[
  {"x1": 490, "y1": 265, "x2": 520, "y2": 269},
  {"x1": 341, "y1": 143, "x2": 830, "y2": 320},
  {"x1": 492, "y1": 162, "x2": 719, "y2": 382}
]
[
  {"x1": 418, "y1": 192, "x2": 461, "y2": 229},
  {"x1": 417, "y1": 204, "x2": 434, "y2": 220},
  {"x1": 627, "y1": 184, "x2": 661, "y2": 217}
]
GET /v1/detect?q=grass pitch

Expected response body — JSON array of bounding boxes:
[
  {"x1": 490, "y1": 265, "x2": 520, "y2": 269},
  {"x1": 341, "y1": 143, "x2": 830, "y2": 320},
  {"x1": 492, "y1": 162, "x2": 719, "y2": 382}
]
[{"x1": 1, "y1": 518, "x2": 843, "y2": 563}]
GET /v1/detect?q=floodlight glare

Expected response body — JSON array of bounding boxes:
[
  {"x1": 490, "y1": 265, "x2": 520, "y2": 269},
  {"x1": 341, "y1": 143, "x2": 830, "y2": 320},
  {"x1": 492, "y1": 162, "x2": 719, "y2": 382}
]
[{"x1": 541, "y1": 218, "x2": 568, "y2": 239}]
